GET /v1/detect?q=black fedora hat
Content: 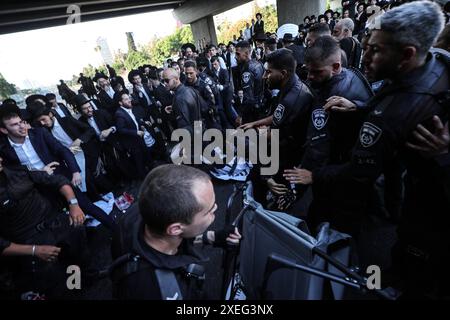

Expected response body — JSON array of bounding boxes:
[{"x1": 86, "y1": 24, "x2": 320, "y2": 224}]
[
  {"x1": 25, "y1": 94, "x2": 48, "y2": 107},
  {"x1": 282, "y1": 33, "x2": 296, "y2": 42},
  {"x1": 128, "y1": 69, "x2": 143, "y2": 83},
  {"x1": 93, "y1": 72, "x2": 108, "y2": 82},
  {"x1": 26, "y1": 102, "x2": 52, "y2": 121},
  {"x1": 181, "y1": 42, "x2": 197, "y2": 52},
  {"x1": 73, "y1": 94, "x2": 92, "y2": 109}
]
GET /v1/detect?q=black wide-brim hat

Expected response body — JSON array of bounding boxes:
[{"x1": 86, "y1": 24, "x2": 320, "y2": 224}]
[
  {"x1": 93, "y1": 72, "x2": 109, "y2": 82},
  {"x1": 282, "y1": 33, "x2": 296, "y2": 42},
  {"x1": 181, "y1": 43, "x2": 197, "y2": 52},
  {"x1": 73, "y1": 94, "x2": 92, "y2": 109},
  {"x1": 26, "y1": 102, "x2": 52, "y2": 121},
  {"x1": 128, "y1": 69, "x2": 143, "y2": 83},
  {"x1": 25, "y1": 94, "x2": 48, "y2": 107}
]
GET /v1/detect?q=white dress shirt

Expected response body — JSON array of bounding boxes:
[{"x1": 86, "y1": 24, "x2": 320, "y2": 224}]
[
  {"x1": 8, "y1": 136, "x2": 46, "y2": 170},
  {"x1": 137, "y1": 85, "x2": 151, "y2": 106},
  {"x1": 229, "y1": 52, "x2": 238, "y2": 68},
  {"x1": 105, "y1": 86, "x2": 115, "y2": 99},
  {"x1": 87, "y1": 117, "x2": 102, "y2": 136},
  {"x1": 51, "y1": 117, "x2": 73, "y2": 148},
  {"x1": 53, "y1": 105, "x2": 66, "y2": 118},
  {"x1": 90, "y1": 100, "x2": 99, "y2": 111}
]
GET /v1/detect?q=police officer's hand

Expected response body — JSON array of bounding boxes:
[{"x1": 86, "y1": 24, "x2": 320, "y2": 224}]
[
  {"x1": 35, "y1": 245, "x2": 61, "y2": 263},
  {"x1": 69, "y1": 205, "x2": 86, "y2": 227},
  {"x1": 211, "y1": 226, "x2": 242, "y2": 247},
  {"x1": 324, "y1": 96, "x2": 357, "y2": 112},
  {"x1": 137, "y1": 130, "x2": 145, "y2": 138},
  {"x1": 283, "y1": 168, "x2": 313, "y2": 185},
  {"x1": 406, "y1": 116, "x2": 449, "y2": 157},
  {"x1": 226, "y1": 227, "x2": 242, "y2": 246},
  {"x1": 239, "y1": 121, "x2": 256, "y2": 130},
  {"x1": 267, "y1": 178, "x2": 289, "y2": 195},
  {"x1": 164, "y1": 105, "x2": 173, "y2": 114}
]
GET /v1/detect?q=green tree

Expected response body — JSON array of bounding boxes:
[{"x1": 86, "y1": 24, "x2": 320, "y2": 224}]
[
  {"x1": 126, "y1": 32, "x2": 137, "y2": 52},
  {"x1": 216, "y1": 4, "x2": 278, "y2": 45},
  {"x1": 124, "y1": 50, "x2": 151, "y2": 70},
  {"x1": 0, "y1": 73, "x2": 17, "y2": 99},
  {"x1": 81, "y1": 64, "x2": 107, "y2": 78},
  {"x1": 148, "y1": 26, "x2": 193, "y2": 66}
]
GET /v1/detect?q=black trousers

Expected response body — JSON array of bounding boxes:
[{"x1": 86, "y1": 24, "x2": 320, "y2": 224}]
[
  {"x1": 12, "y1": 213, "x2": 89, "y2": 297},
  {"x1": 74, "y1": 188, "x2": 116, "y2": 231}
]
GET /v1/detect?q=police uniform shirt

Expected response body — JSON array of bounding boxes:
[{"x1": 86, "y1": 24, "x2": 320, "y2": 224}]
[
  {"x1": 272, "y1": 75, "x2": 313, "y2": 136},
  {"x1": 8, "y1": 136, "x2": 46, "y2": 170},
  {"x1": 301, "y1": 68, "x2": 373, "y2": 171}
]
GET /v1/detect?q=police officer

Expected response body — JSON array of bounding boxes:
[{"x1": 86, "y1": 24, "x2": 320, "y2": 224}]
[
  {"x1": 289, "y1": 1, "x2": 450, "y2": 298},
  {"x1": 234, "y1": 41, "x2": 265, "y2": 125},
  {"x1": 184, "y1": 60, "x2": 222, "y2": 130},
  {"x1": 111, "y1": 165, "x2": 241, "y2": 300},
  {"x1": 241, "y1": 49, "x2": 314, "y2": 210},
  {"x1": 284, "y1": 35, "x2": 374, "y2": 236}
]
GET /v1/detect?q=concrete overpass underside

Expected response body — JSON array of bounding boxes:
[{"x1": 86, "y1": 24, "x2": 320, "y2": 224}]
[{"x1": 1, "y1": 0, "x2": 326, "y2": 45}]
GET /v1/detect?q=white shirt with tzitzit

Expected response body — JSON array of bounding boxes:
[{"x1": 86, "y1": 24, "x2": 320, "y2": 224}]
[{"x1": 8, "y1": 136, "x2": 45, "y2": 170}]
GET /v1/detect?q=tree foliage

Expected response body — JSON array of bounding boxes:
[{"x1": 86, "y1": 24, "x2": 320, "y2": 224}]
[
  {"x1": 148, "y1": 26, "x2": 194, "y2": 66},
  {"x1": 0, "y1": 73, "x2": 17, "y2": 99},
  {"x1": 217, "y1": 4, "x2": 278, "y2": 45},
  {"x1": 124, "y1": 49, "x2": 151, "y2": 71}
]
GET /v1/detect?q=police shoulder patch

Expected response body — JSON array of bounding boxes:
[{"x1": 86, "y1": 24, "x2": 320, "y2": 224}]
[
  {"x1": 204, "y1": 77, "x2": 213, "y2": 85},
  {"x1": 359, "y1": 122, "x2": 382, "y2": 148},
  {"x1": 311, "y1": 108, "x2": 328, "y2": 130},
  {"x1": 273, "y1": 104, "x2": 285, "y2": 123},
  {"x1": 242, "y1": 72, "x2": 251, "y2": 84}
]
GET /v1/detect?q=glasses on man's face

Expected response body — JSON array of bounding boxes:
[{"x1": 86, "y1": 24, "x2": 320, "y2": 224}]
[{"x1": 163, "y1": 78, "x2": 171, "y2": 84}]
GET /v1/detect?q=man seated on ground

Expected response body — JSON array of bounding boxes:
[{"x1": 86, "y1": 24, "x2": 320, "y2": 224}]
[
  {"x1": 111, "y1": 164, "x2": 241, "y2": 300},
  {"x1": 0, "y1": 156, "x2": 87, "y2": 299},
  {"x1": 0, "y1": 105, "x2": 115, "y2": 230}
]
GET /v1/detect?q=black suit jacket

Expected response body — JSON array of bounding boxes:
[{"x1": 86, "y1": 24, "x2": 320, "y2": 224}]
[
  {"x1": 97, "y1": 89, "x2": 116, "y2": 115},
  {"x1": 52, "y1": 116, "x2": 99, "y2": 169},
  {"x1": 0, "y1": 127, "x2": 80, "y2": 176},
  {"x1": 132, "y1": 85, "x2": 156, "y2": 109},
  {"x1": 114, "y1": 106, "x2": 146, "y2": 148},
  {"x1": 80, "y1": 109, "x2": 115, "y2": 132},
  {"x1": 253, "y1": 20, "x2": 264, "y2": 36},
  {"x1": 213, "y1": 68, "x2": 230, "y2": 86},
  {"x1": 53, "y1": 103, "x2": 72, "y2": 118}
]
